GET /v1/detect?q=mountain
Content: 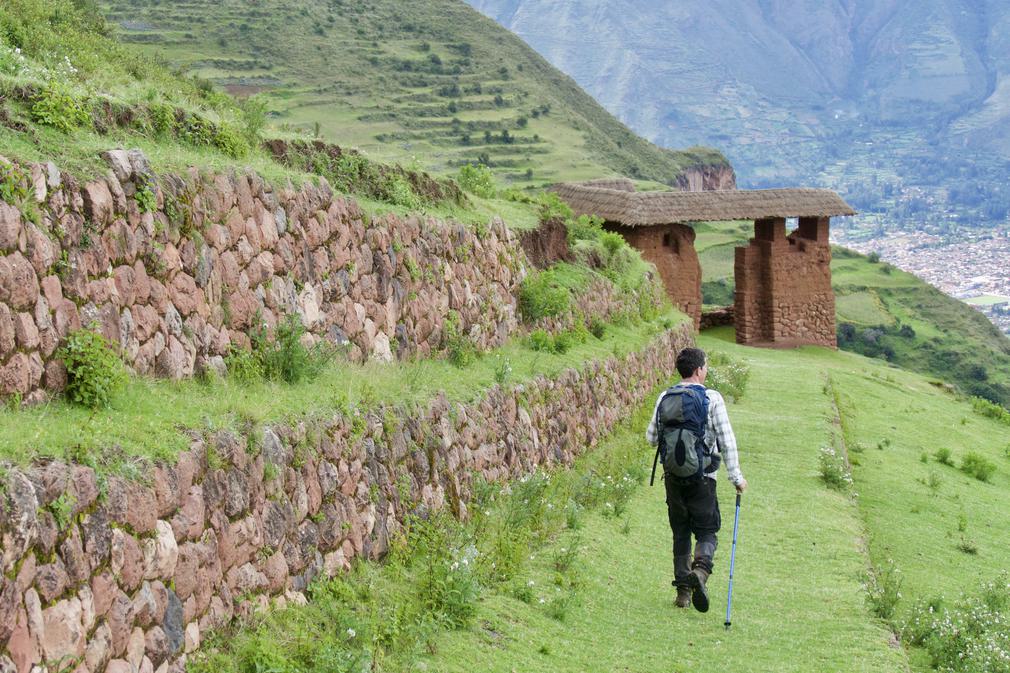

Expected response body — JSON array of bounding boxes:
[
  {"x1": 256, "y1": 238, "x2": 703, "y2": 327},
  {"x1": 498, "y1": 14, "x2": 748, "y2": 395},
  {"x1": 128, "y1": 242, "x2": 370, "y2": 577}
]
[
  {"x1": 98, "y1": 0, "x2": 733, "y2": 189},
  {"x1": 467, "y1": 0, "x2": 1010, "y2": 233}
]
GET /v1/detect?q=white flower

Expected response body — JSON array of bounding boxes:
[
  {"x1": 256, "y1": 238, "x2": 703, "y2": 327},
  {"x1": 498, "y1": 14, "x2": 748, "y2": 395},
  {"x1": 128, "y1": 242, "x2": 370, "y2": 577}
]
[{"x1": 346, "y1": 628, "x2": 356, "y2": 638}]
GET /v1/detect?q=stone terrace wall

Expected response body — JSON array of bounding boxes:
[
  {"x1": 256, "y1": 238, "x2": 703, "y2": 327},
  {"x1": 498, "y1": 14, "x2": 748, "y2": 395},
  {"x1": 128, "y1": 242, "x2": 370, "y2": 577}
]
[
  {"x1": 0, "y1": 325, "x2": 693, "y2": 673},
  {"x1": 0, "y1": 151, "x2": 523, "y2": 403}
]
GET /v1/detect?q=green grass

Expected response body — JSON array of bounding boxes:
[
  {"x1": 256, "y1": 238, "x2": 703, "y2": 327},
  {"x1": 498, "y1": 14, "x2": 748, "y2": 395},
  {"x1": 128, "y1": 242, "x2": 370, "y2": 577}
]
[
  {"x1": 0, "y1": 309, "x2": 686, "y2": 472},
  {"x1": 97, "y1": 0, "x2": 729, "y2": 189},
  {"x1": 423, "y1": 330, "x2": 1010, "y2": 672},
  {"x1": 836, "y1": 290, "x2": 895, "y2": 326}
]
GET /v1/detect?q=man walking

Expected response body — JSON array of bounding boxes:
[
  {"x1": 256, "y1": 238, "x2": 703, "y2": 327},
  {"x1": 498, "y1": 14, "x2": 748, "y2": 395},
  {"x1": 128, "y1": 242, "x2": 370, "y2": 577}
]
[{"x1": 646, "y1": 347, "x2": 747, "y2": 612}]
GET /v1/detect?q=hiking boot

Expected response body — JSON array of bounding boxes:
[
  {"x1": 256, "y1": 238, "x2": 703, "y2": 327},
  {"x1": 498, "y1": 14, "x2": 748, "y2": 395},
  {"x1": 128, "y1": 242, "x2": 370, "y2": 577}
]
[
  {"x1": 675, "y1": 583, "x2": 692, "y2": 608},
  {"x1": 686, "y1": 568, "x2": 710, "y2": 613}
]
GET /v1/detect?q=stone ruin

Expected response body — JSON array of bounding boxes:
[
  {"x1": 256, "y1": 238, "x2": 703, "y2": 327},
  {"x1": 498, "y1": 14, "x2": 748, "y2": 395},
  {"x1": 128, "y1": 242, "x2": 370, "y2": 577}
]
[{"x1": 551, "y1": 178, "x2": 855, "y2": 348}]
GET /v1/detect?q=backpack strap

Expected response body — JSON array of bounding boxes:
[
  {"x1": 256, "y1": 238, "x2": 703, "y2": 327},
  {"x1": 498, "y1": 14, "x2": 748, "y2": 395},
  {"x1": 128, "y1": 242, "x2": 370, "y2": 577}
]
[{"x1": 649, "y1": 388, "x2": 674, "y2": 487}]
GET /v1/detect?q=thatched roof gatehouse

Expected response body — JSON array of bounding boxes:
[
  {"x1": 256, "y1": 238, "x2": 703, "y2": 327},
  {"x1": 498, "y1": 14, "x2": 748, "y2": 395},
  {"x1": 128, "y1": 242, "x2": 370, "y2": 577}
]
[{"x1": 550, "y1": 179, "x2": 855, "y2": 348}]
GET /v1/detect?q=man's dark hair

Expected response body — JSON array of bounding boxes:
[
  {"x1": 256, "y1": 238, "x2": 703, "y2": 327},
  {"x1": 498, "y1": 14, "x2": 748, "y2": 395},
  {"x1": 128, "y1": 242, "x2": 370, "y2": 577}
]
[{"x1": 676, "y1": 348, "x2": 707, "y2": 379}]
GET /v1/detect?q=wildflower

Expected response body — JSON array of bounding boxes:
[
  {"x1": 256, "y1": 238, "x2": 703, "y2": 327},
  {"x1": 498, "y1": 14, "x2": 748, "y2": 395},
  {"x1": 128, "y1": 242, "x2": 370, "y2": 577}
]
[{"x1": 346, "y1": 628, "x2": 356, "y2": 638}]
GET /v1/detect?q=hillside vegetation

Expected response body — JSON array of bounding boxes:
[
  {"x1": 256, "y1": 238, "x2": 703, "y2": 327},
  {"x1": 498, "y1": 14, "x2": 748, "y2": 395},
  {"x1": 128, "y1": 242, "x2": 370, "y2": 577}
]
[
  {"x1": 183, "y1": 331, "x2": 1010, "y2": 673},
  {"x1": 97, "y1": 0, "x2": 729, "y2": 188},
  {"x1": 694, "y1": 221, "x2": 1010, "y2": 405}
]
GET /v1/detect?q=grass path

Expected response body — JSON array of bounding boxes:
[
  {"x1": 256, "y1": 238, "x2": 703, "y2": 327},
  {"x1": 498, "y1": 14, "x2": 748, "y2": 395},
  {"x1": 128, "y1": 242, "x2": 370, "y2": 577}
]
[{"x1": 420, "y1": 332, "x2": 909, "y2": 672}]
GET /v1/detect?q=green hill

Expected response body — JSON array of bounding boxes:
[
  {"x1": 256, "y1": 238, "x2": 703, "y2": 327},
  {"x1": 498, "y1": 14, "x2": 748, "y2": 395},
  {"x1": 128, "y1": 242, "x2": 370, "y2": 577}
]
[
  {"x1": 694, "y1": 221, "x2": 1010, "y2": 405},
  {"x1": 185, "y1": 331, "x2": 1010, "y2": 673},
  {"x1": 96, "y1": 0, "x2": 730, "y2": 188}
]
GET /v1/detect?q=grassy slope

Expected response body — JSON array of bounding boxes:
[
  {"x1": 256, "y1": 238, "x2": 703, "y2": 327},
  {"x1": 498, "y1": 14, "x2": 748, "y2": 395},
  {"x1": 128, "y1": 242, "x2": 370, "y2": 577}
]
[
  {"x1": 98, "y1": 0, "x2": 729, "y2": 188},
  {"x1": 425, "y1": 331, "x2": 909, "y2": 673},
  {"x1": 694, "y1": 221, "x2": 1010, "y2": 404},
  {"x1": 421, "y1": 331, "x2": 1010, "y2": 672},
  {"x1": 176, "y1": 332, "x2": 1010, "y2": 673}
]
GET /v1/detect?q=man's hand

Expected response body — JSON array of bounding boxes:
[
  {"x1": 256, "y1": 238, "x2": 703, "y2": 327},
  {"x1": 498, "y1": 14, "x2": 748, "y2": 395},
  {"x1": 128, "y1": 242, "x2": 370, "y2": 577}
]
[{"x1": 734, "y1": 478, "x2": 748, "y2": 494}]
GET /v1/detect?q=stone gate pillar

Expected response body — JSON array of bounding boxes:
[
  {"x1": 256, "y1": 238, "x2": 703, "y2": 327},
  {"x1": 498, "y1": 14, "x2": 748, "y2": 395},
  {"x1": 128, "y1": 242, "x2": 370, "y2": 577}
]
[
  {"x1": 734, "y1": 216, "x2": 836, "y2": 348},
  {"x1": 608, "y1": 222, "x2": 702, "y2": 329}
]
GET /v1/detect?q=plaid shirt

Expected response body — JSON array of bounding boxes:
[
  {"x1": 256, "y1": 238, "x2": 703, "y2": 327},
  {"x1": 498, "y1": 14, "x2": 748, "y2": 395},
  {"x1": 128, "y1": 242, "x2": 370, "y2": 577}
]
[{"x1": 645, "y1": 383, "x2": 744, "y2": 485}]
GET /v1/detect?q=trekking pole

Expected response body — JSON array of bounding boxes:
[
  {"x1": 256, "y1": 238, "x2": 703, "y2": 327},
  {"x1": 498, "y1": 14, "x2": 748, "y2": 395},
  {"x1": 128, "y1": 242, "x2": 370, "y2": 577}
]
[{"x1": 725, "y1": 493, "x2": 742, "y2": 630}]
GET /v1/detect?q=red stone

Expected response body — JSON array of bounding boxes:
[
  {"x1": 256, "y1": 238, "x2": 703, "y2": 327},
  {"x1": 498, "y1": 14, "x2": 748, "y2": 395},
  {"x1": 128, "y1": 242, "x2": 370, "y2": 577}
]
[
  {"x1": 8, "y1": 606, "x2": 39, "y2": 673},
  {"x1": 83, "y1": 180, "x2": 115, "y2": 225},
  {"x1": 0, "y1": 201, "x2": 21, "y2": 250},
  {"x1": 169, "y1": 273, "x2": 201, "y2": 316},
  {"x1": 0, "y1": 253, "x2": 40, "y2": 311},
  {"x1": 41, "y1": 596, "x2": 86, "y2": 663},
  {"x1": 107, "y1": 591, "x2": 135, "y2": 657},
  {"x1": 0, "y1": 304, "x2": 15, "y2": 356},
  {"x1": 0, "y1": 353, "x2": 33, "y2": 397},
  {"x1": 91, "y1": 571, "x2": 117, "y2": 617}
]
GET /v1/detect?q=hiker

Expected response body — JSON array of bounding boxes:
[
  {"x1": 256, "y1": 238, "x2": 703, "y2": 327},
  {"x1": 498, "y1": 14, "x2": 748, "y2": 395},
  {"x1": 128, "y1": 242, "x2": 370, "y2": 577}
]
[{"x1": 646, "y1": 347, "x2": 747, "y2": 612}]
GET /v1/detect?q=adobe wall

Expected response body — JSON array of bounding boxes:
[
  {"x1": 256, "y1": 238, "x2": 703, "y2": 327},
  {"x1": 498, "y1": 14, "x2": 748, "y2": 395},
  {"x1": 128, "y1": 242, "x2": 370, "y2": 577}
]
[
  {"x1": 0, "y1": 151, "x2": 525, "y2": 404},
  {"x1": 734, "y1": 217, "x2": 836, "y2": 348},
  {"x1": 0, "y1": 325, "x2": 694, "y2": 673},
  {"x1": 605, "y1": 222, "x2": 701, "y2": 329}
]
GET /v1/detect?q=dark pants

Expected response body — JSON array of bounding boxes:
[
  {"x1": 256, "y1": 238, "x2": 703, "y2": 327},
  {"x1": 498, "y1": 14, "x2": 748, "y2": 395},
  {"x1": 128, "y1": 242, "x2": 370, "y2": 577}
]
[{"x1": 664, "y1": 474, "x2": 720, "y2": 583}]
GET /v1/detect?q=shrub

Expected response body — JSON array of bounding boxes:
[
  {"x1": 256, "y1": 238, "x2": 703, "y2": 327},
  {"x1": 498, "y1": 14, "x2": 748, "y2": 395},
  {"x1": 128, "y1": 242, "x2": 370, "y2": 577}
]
[
  {"x1": 412, "y1": 514, "x2": 480, "y2": 629},
  {"x1": 867, "y1": 560, "x2": 902, "y2": 622},
  {"x1": 0, "y1": 161, "x2": 30, "y2": 205},
  {"x1": 148, "y1": 102, "x2": 177, "y2": 137},
  {"x1": 60, "y1": 328, "x2": 127, "y2": 409},
  {"x1": 493, "y1": 355, "x2": 512, "y2": 385},
  {"x1": 382, "y1": 174, "x2": 420, "y2": 209},
  {"x1": 552, "y1": 330, "x2": 575, "y2": 354},
  {"x1": 31, "y1": 83, "x2": 91, "y2": 133},
  {"x1": 961, "y1": 451, "x2": 996, "y2": 482},
  {"x1": 519, "y1": 271, "x2": 570, "y2": 321},
  {"x1": 705, "y1": 352, "x2": 751, "y2": 402},
  {"x1": 934, "y1": 447, "x2": 954, "y2": 466},
  {"x1": 903, "y1": 575, "x2": 1010, "y2": 673},
  {"x1": 212, "y1": 122, "x2": 250, "y2": 158},
  {"x1": 251, "y1": 314, "x2": 332, "y2": 384},
  {"x1": 135, "y1": 181, "x2": 157, "y2": 214},
  {"x1": 566, "y1": 214, "x2": 603, "y2": 242},
  {"x1": 971, "y1": 396, "x2": 1010, "y2": 426},
  {"x1": 536, "y1": 192, "x2": 573, "y2": 223},
  {"x1": 528, "y1": 328, "x2": 553, "y2": 352},
  {"x1": 588, "y1": 316, "x2": 606, "y2": 339},
  {"x1": 818, "y1": 446, "x2": 851, "y2": 491},
  {"x1": 456, "y1": 164, "x2": 496, "y2": 199},
  {"x1": 224, "y1": 345, "x2": 263, "y2": 384},
  {"x1": 600, "y1": 231, "x2": 624, "y2": 256},
  {"x1": 442, "y1": 311, "x2": 477, "y2": 367}
]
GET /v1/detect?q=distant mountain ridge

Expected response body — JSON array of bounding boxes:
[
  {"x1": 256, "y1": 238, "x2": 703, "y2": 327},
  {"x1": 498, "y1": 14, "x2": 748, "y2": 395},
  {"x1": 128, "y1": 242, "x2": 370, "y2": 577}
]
[{"x1": 467, "y1": 0, "x2": 1010, "y2": 232}]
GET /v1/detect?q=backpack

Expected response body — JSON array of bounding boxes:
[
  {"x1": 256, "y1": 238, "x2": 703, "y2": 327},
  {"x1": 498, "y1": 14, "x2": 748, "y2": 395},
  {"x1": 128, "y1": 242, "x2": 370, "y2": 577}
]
[{"x1": 649, "y1": 385, "x2": 715, "y2": 485}]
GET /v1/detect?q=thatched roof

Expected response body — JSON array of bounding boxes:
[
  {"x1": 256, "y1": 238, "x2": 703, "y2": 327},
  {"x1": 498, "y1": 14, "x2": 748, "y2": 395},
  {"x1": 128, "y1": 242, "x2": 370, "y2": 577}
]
[{"x1": 551, "y1": 181, "x2": 855, "y2": 226}]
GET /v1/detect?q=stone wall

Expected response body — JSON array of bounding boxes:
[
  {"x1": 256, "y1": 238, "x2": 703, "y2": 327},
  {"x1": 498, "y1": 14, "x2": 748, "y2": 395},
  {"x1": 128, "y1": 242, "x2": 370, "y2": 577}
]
[
  {"x1": 734, "y1": 217, "x2": 836, "y2": 348},
  {"x1": 606, "y1": 223, "x2": 701, "y2": 329},
  {"x1": 0, "y1": 325, "x2": 693, "y2": 673},
  {"x1": 0, "y1": 152, "x2": 523, "y2": 403}
]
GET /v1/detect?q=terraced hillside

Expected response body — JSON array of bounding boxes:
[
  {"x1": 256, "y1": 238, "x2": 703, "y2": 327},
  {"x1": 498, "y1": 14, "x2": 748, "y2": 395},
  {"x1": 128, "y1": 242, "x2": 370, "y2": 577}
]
[{"x1": 99, "y1": 0, "x2": 732, "y2": 188}]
